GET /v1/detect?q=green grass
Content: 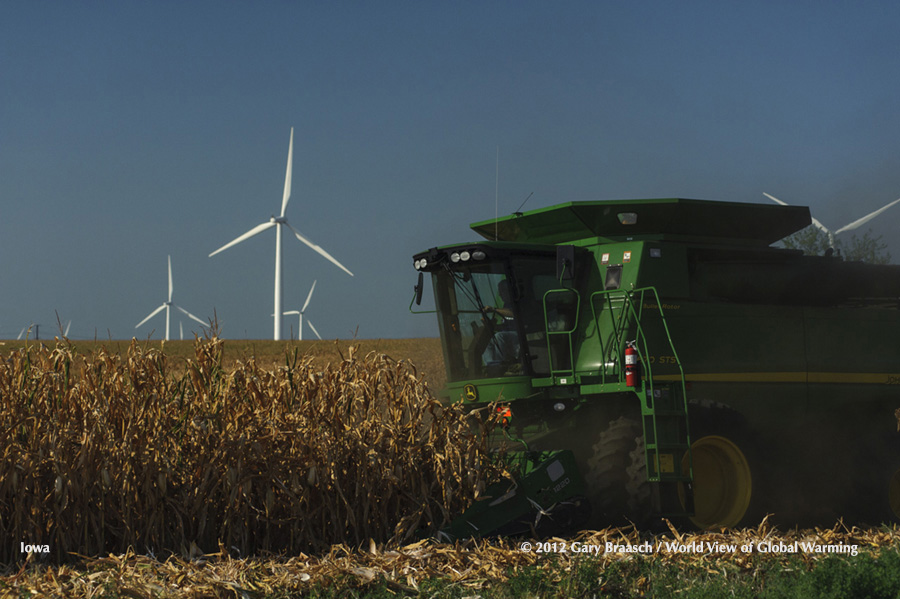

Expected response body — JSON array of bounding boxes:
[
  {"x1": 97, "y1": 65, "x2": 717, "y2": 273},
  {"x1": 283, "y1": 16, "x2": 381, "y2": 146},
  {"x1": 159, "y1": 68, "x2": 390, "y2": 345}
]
[{"x1": 285, "y1": 549, "x2": 900, "y2": 599}]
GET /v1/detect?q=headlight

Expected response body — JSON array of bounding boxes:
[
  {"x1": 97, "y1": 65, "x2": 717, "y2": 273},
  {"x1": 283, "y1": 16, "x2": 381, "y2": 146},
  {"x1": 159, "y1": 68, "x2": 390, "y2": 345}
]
[
  {"x1": 472, "y1": 250, "x2": 486, "y2": 260},
  {"x1": 460, "y1": 251, "x2": 471, "y2": 261},
  {"x1": 450, "y1": 252, "x2": 460, "y2": 263}
]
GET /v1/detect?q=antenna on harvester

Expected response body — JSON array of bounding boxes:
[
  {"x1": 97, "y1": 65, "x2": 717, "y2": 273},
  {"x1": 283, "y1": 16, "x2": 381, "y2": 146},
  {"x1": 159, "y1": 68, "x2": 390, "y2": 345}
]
[
  {"x1": 494, "y1": 146, "x2": 499, "y2": 241},
  {"x1": 515, "y1": 192, "x2": 534, "y2": 215}
]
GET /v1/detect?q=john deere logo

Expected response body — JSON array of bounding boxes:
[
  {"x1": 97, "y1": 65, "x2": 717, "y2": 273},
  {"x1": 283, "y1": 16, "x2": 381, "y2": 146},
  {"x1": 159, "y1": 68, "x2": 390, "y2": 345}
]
[{"x1": 464, "y1": 384, "x2": 478, "y2": 402}]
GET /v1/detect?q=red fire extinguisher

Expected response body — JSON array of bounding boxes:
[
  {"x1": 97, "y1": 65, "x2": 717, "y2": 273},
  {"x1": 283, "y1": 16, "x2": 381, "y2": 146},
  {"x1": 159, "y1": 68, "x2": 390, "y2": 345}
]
[{"x1": 625, "y1": 342, "x2": 639, "y2": 387}]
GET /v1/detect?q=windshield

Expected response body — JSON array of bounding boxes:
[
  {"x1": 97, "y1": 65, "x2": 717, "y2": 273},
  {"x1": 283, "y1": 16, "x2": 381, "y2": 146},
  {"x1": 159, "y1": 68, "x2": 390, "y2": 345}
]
[{"x1": 431, "y1": 254, "x2": 561, "y2": 382}]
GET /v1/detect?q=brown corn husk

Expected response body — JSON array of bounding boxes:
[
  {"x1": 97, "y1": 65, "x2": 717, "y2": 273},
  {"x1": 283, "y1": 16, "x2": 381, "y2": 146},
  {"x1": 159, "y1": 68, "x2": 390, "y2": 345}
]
[{"x1": 0, "y1": 337, "x2": 506, "y2": 564}]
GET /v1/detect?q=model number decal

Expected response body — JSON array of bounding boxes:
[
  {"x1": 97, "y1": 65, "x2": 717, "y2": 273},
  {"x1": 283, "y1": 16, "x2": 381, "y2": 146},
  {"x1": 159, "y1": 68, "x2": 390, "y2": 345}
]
[
  {"x1": 648, "y1": 355, "x2": 678, "y2": 365},
  {"x1": 552, "y1": 476, "x2": 571, "y2": 494}
]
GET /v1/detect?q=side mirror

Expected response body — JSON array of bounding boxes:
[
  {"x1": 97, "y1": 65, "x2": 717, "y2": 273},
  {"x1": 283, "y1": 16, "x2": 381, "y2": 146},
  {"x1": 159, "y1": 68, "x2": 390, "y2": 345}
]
[
  {"x1": 415, "y1": 272, "x2": 424, "y2": 305},
  {"x1": 557, "y1": 245, "x2": 576, "y2": 281}
]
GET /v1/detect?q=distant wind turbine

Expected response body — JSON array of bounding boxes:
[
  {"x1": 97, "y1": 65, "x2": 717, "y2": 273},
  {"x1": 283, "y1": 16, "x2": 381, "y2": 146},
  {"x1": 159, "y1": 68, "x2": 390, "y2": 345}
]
[
  {"x1": 282, "y1": 280, "x2": 322, "y2": 341},
  {"x1": 764, "y1": 192, "x2": 900, "y2": 249},
  {"x1": 209, "y1": 128, "x2": 353, "y2": 340},
  {"x1": 135, "y1": 256, "x2": 206, "y2": 341}
]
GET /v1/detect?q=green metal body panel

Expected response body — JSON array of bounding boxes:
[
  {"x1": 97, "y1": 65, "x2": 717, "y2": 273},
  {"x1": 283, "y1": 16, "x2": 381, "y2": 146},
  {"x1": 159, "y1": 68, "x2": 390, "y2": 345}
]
[
  {"x1": 470, "y1": 198, "x2": 810, "y2": 246},
  {"x1": 440, "y1": 450, "x2": 586, "y2": 540},
  {"x1": 413, "y1": 198, "x2": 900, "y2": 531}
]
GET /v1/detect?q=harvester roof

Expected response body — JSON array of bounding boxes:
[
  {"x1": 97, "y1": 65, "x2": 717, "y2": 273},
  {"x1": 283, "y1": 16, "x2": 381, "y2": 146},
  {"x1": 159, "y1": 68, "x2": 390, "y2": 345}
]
[{"x1": 470, "y1": 198, "x2": 811, "y2": 247}]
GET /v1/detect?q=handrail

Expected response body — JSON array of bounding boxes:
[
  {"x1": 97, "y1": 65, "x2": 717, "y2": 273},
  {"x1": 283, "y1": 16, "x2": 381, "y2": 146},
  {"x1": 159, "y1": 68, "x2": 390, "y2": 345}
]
[
  {"x1": 589, "y1": 287, "x2": 685, "y2": 389},
  {"x1": 589, "y1": 287, "x2": 692, "y2": 485},
  {"x1": 542, "y1": 288, "x2": 581, "y2": 379}
]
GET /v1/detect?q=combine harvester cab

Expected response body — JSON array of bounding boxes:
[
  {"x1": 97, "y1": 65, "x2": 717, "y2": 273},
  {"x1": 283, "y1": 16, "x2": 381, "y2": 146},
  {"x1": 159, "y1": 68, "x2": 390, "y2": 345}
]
[{"x1": 411, "y1": 198, "x2": 900, "y2": 537}]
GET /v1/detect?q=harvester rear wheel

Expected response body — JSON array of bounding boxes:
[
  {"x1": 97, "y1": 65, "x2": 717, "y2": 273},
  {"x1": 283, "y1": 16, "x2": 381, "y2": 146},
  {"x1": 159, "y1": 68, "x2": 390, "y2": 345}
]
[
  {"x1": 583, "y1": 416, "x2": 651, "y2": 527},
  {"x1": 681, "y1": 435, "x2": 753, "y2": 529},
  {"x1": 889, "y1": 467, "x2": 900, "y2": 522},
  {"x1": 678, "y1": 401, "x2": 758, "y2": 529},
  {"x1": 844, "y1": 436, "x2": 900, "y2": 525}
]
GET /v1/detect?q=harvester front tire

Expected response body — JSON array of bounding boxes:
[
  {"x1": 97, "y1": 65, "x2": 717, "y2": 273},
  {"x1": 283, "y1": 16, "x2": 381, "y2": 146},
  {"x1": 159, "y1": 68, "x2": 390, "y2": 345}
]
[{"x1": 584, "y1": 416, "x2": 651, "y2": 527}]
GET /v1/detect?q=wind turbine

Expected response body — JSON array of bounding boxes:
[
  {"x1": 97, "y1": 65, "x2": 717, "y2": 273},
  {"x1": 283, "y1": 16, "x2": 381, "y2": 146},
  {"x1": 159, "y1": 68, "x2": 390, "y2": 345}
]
[
  {"x1": 135, "y1": 256, "x2": 206, "y2": 341},
  {"x1": 209, "y1": 128, "x2": 353, "y2": 340},
  {"x1": 282, "y1": 280, "x2": 322, "y2": 341},
  {"x1": 764, "y1": 192, "x2": 900, "y2": 249}
]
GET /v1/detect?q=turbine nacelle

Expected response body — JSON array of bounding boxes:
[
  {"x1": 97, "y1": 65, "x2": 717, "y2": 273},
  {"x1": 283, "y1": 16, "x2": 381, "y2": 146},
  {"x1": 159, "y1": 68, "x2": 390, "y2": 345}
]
[
  {"x1": 281, "y1": 280, "x2": 320, "y2": 340},
  {"x1": 135, "y1": 256, "x2": 206, "y2": 341},
  {"x1": 208, "y1": 128, "x2": 353, "y2": 340}
]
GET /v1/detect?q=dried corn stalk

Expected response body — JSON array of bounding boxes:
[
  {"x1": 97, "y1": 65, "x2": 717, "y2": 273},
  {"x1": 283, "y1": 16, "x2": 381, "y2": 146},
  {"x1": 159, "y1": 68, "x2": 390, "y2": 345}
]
[{"x1": 0, "y1": 337, "x2": 505, "y2": 563}]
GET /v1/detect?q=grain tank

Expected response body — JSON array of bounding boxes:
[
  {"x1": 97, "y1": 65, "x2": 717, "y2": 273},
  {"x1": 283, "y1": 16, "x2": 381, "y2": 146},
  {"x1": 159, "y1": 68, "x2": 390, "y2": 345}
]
[{"x1": 411, "y1": 198, "x2": 900, "y2": 536}]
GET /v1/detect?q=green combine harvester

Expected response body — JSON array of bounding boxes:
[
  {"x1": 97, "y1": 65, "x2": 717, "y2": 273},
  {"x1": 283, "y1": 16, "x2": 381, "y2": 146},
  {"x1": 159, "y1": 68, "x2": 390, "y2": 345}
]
[{"x1": 410, "y1": 198, "x2": 900, "y2": 537}]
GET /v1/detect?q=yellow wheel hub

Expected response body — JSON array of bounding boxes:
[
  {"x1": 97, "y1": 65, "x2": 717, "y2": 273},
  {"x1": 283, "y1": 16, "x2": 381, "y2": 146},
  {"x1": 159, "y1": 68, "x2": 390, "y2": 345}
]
[
  {"x1": 889, "y1": 467, "x2": 900, "y2": 521},
  {"x1": 682, "y1": 435, "x2": 752, "y2": 529}
]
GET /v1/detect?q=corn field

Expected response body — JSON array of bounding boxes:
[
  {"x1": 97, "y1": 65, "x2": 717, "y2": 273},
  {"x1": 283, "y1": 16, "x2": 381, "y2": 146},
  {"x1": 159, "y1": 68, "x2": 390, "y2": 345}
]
[{"x1": 0, "y1": 337, "x2": 506, "y2": 564}]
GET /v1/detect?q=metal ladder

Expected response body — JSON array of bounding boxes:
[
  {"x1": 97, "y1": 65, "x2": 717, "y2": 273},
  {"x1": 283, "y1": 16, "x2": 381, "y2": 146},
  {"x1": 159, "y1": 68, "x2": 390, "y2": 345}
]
[
  {"x1": 640, "y1": 381, "x2": 694, "y2": 516},
  {"x1": 590, "y1": 287, "x2": 695, "y2": 515},
  {"x1": 641, "y1": 382, "x2": 692, "y2": 474}
]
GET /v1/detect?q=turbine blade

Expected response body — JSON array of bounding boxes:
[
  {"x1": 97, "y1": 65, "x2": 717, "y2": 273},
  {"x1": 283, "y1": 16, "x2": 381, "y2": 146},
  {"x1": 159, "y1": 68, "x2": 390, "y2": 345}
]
[
  {"x1": 763, "y1": 192, "x2": 788, "y2": 206},
  {"x1": 834, "y1": 198, "x2": 900, "y2": 234},
  {"x1": 282, "y1": 310, "x2": 300, "y2": 315},
  {"x1": 301, "y1": 279, "x2": 317, "y2": 313},
  {"x1": 307, "y1": 320, "x2": 322, "y2": 340},
  {"x1": 167, "y1": 255, "x2": 173, "y2": 302},
  {"x1": 764, "y1": 193, "x2": 831, "y2": 236},
  {"x1": 65, "y1": 321, "x2": 71, "y2": 337},
  {"x1": 174, "y1": 305, "x2": 207, "y2": 326},
  {"x1": 809, "y1": 216, "x2": 831, "y2": 235},
  {"x1": 281, "y1": 128, "x2": 293, "y2": 218},
  {"x1": 209, "y1": 221, "x2": 276, "y2": 257},
  {"x1": 285, "y1": 222, "x2": 354, "y2": 276},
  {"x1": 136, "y1": 304, "x2": 167, "y2": 328}
]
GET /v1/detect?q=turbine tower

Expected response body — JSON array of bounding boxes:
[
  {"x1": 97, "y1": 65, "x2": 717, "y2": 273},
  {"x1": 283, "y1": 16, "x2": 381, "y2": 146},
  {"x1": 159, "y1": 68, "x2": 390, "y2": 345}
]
[
  {"x1": 283, "y1": 280, "x2": 322, "y2": 341},
  {"x1": 135, "y1": 256, "x2": 206, "y2": 341},
  {"x1": 209, "y1": 128, "x2": 353, "y2": 340},
  {"x1": 764, "y1": 192, "x2": 900, "y2": 249}
]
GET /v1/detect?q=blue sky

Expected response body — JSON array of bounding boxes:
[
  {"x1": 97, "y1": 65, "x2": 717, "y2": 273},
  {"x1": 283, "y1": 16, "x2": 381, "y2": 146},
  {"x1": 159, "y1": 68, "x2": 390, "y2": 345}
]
[{"x1": 4, "y1": 1, "x2": 900, "y2": 340}]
